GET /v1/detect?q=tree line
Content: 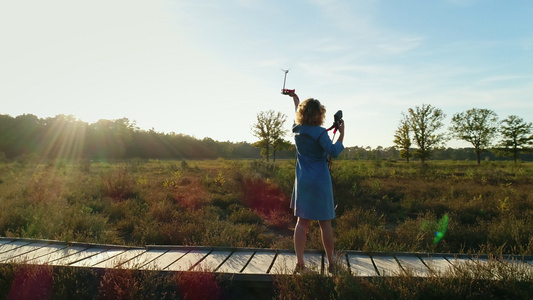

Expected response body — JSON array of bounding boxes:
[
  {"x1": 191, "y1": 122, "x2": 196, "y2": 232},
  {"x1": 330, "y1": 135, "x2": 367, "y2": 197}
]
[
  {"x1": 0, "y1": 113, "x2": 264, "y2": 161},
  {"x1": 251, "y1": 106, "x2": 533, "y2": 163},
  {"x1": 393, "y1": 105, "x2": 533, "y2": 164},
  {"x1": 1, "y1": 110, "x2": 532, "y2": 163}
]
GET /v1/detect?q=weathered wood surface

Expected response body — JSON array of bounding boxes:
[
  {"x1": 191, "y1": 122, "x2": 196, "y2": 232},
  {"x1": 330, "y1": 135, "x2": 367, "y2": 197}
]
[{"x1": 1, "y1": 237, "x2": 532, "y2": 281}]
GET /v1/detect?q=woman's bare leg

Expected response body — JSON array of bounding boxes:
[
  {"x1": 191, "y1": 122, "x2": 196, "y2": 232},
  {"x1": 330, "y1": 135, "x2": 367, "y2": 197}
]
[
  {"x1": 294, "y1": 217, "x2": 311, "y2": 267},
  {"x1": 318, "y1": 220, "x2": 334, "y2": 267}
]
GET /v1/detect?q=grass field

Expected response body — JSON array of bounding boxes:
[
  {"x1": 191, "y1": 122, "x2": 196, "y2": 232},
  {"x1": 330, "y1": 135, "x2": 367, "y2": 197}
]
[
  {"x1": 1, "y1": 158, "x2": 532, "y2": 298},
  {"x1": 1, "y1": 158, "x2": 532, "y2": 255}
]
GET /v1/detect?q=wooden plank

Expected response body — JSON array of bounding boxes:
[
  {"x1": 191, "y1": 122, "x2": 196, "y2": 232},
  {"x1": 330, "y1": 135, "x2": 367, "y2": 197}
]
[
  {"x1": 513, "y1": 257, "x2": 533, "y2": 268},
  {"x1": 471, "y1": 256, "x2": 490, "y2": 263},
  {"x1": 372, "y1": 255, "x2": 401, "y2": 276},
  {"x1": 472, "y1": 256, "x2": 505, "y2": 280},
  {"x1": 93, "y1": 249, "x2": 146, "y2": 269},
  {"x1": 0, "y1": 241, "x2": 50, "y2": 263},
  {"x1": 217, "y1": 250, "x2": 254, "y2": 273},
  {"x1": 270, "y1": 251, "x2": 325, "y2": 275},
  {"x1": 472, "y1": 256, "x2": 504, "y2": 280},
  {"x1": 470, "y1": 256, "x2": 491, "y2": 268},
  {"x1": 419, "y1": 255, "x2": 454, "y2": 275},
  {"x1": 6, "y1": 237, "x2": 531, "y2": 281},
  {"x1": 166, "y1": 249, "x2": 210, "y2": 271},
  {"x1": 62, "y1": 247, "x2": 113, "y2": 266},
  {"x1": 0, "y1": 240, "x2": 36, "y2": 256},
  {"x1": 0, "y1": 239, "x2": 14, "y2": 246},
  {"x1": 192, "y1": 250, "x2": 232, "y2": 272},
  {"x1": 348, "y1": 253, "x2": 378, "y2": 276},
  {"x1": 270, "y1": 252, "x2": 297, "y2": 275},
  {"x1": 395, "y1": 255, "x2": 429, "y2": 277},
  {"x1": 70, "y1": 248, "x2": 127, "y2": 267},
  {"x1": 140, "y1": 249, "x2": 189, "y2": 270},
  {"x1": 131, "y1": 249, "x2": 168, "y2": 270},
  {"x1": 329, "y1": 253, "x2": 349, "y2": 275},
  {"x1": 305, "y1": 252, "x2": 323, "y2": 273},
  {"x1": 50, "y1": 246, "x2": 107, "y2": 266},
  {"x1": 116, "y1": 249, "x2": 164, "y2": 269},
  {"x1": 242, "y1": 251, "x2": 276, "y2": 274},
  {"x1": 446, "y1": 255, "x2": 472, "y2": 268},
  {"x1": 506, "y1": 259, "x2": 533, "y2": 279},
  {"x1": 19, "y1": 243, "x2": 68, "y2": 263},
  {"x1": 36, "y1": 245, "x2": 90, "y2": 265}
]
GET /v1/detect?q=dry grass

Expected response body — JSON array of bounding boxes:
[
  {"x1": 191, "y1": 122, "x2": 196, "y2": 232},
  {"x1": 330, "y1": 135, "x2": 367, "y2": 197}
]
[
  {"x1": 0, "y1": 159, "x2": 532, "y2": 255},
  {"x1": 1, "y1": 158, "x2": 532, "y2": 298}
]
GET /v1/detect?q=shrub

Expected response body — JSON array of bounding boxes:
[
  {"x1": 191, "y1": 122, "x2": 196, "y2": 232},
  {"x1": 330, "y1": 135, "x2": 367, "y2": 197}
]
[
  {"x1": 99, "y1": 268, "x2": 137, "y2": 299},
  {"x1": 335, "y1": 208, "x2": 389, "y2": 251},
  {"x1": 274, "y1": 258, "x2": 533, "y2": 300},
  {"x1": 101, "y1": 164, "x2": 136, "y2": 200},
  {"x1": 241, "y1": 178, "x2": 289, "y2": 218},
  {"x1": 0, "y1": 263, "x2": 17, "y2": 298},
  {"x1": 176, "y1": 270, "x2": 224, "y2": 300},
  {"x1": 273, "y1": 272, "x2": 337, "y2": 300},
  {"x1": 53, "y1": 266, "x2": 99, "y2": 299},
  {"x1": 134, "y1": 271, "x2": 179, "y2": 300},
  {"x1": 7, "y1": 265, "x2": 53, "y2": 300},
  {"x1": 228, "y1": 205, "x2": 263, "y2": 225}
]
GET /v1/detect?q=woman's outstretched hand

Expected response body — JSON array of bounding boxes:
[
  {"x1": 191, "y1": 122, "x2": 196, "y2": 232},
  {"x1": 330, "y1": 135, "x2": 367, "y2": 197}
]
[
  {"x1": 284, "y1": 90, "x2": 300, "y2": 110},
  {"x1": 285, "y1": 90, "x2": 296, "y2": 97},
  {"x1": 337, "y1": 119, "x2": 345, "y2": 134}
]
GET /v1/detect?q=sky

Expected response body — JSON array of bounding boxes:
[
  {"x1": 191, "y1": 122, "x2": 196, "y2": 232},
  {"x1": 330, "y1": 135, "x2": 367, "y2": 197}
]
[{"x1": 1, "y1": 0, "x2": 532, "y2": 148}]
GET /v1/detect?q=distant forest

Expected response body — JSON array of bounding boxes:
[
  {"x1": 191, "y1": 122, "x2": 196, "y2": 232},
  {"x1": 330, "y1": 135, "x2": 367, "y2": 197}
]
[{"x1": 1, "y1": 113, "x2": 531, "y2": 162}]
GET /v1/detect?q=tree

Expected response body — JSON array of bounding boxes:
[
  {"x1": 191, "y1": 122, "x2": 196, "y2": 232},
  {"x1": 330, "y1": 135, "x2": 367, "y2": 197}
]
[
  {"x1": 41, "y1": 114, "x2": 89, "y2": 160},
  {"x1": 87, "y1": 118, "x2": 137, "y2": 159},
  {"x1": 251, "y1": 110, "x2": 287, "y2": 162},
  {"x1": 406, "y1": 104, "x2": 446, "y2": 164},
  {"x1": 272, "y1": 138, "x2": 292, "y2": 162},
  {"x1": 495, "y1": 115, "x2": 533, "y2": 163},
  {"x1": 449, "y1": 108, "x2": 499, "y2": 164},
  {"x1": 393, "y1": 115, "x2": 412, "y2": 163}
]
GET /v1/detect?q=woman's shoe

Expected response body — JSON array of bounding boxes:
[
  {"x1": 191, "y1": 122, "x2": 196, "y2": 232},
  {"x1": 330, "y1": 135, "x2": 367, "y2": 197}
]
[{"x1": 327, "y1": 263, "x2": 338, "y2": 275}]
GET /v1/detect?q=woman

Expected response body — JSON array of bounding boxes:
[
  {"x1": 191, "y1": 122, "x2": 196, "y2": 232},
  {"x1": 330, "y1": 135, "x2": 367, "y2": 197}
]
[{"x1": 286, "y1": 90, "x2": 345, "y2": 274}]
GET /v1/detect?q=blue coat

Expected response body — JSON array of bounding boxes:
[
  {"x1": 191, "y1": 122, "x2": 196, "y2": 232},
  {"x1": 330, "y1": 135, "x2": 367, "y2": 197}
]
[{"x1": 291, "y1": 124, "x2": 344, "y2": 220}]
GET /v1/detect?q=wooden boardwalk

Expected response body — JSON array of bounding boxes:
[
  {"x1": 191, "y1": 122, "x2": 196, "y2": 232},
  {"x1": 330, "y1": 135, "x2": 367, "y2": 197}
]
[{"x1": 1, "y1": 237, "x2": 532, "y2": 282}]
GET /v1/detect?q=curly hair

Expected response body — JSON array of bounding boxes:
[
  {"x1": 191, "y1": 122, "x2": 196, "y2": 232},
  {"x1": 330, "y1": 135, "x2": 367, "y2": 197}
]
[{"x1": 296, "y1": 98, "x2": 326, "y2": 126}]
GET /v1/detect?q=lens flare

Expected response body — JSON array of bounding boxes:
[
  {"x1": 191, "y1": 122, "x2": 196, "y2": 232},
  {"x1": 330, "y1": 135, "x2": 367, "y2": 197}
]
[{"x1": 433, "y1": 214, "x2": 449, "y2": 244}]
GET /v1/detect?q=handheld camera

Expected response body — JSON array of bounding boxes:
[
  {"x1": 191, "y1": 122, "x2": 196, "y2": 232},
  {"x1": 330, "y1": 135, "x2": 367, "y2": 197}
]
[{"x1": 327, "y1": 110, "x2": 343, "y2": 133}]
